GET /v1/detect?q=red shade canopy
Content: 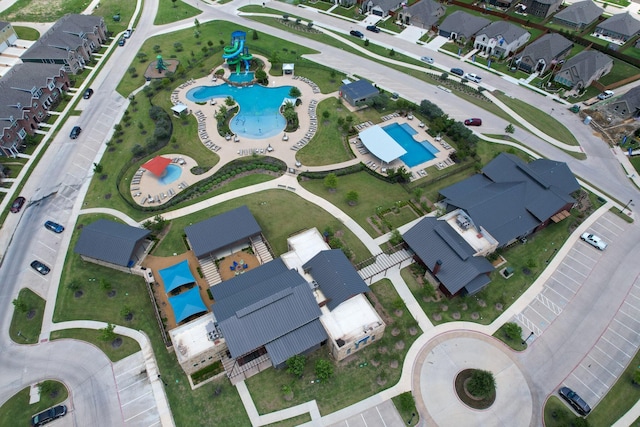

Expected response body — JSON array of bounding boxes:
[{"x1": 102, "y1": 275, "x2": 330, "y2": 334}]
[{"x1": 141, "y1": 156, "x2": 172, "y2": 177}]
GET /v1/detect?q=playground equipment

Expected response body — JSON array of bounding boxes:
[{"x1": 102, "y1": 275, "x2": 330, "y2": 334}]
[
  {"x1": 156, "y1": 55, "x2": 167, "y2": 73},
  {"x1": 223, "y1": 31, "x2": 253, "y2": 75}
]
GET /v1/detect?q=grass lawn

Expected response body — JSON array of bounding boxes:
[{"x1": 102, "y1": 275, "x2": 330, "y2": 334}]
[
  {"x1": 300, "y1": 171, "x2": 413, "y2": 237},
  {"x1": 305, "y1": 1, "x2": 333, "y2": 11},
  {"x1": 0, "y1": 381, "x2": 68, "y2": 427},
  {"x1": 94, "y1": 0, "x2": 138, "y2": 35},
  {"x1": 493, "y1": 92, "x2": 580, "y2": 146},
  {"x1": 152, "y1": 189, "x2": 372, "y2": 263},
  {"x1": 9, "y1": 288, "x2": 45, "y2": 345},
  {"x1": 154, "y1": 0, "x2": 201, "y2": 25},
  {"x1": 246, "y1": 278, "x2": 421, "y2": 415},
  {"x1": 492, "y1": 323, "x2": 527, "y2": 351},
  {"x1": 50, "y1": 329, "x2": 140, "y2": 362},
  {"x1": 543, "y1": 396, "x2": 585, "y2": 426},
  {"x1": 12, "y1": 25, "x2": 39, "y2": 40},
  {"x1": 392, "y1": 392, "x2": 419, "y2": 426},
  {"x1": 296, "y1": 98, "x2": 356, "y2": 165},
  {"x1": 265, "y1": 413, "x2": 312, "y2": 427},
  {"x1": 598, "y1": 58, "x2": 640, "y2": 86}
]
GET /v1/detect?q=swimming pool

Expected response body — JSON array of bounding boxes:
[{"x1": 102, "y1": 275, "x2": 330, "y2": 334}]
[
  {"x1": 229, "y1": 72, "x2": 255, "y2": 83},
  {"x1": 159, "y1": 164, "x2": 182, "y2": 185},
  {"x1": 382, "y1": 123, "x2": 439, "y2": 167},
  {"x1": 186, "y1": 83, "x2": 293, "y2": 139}
]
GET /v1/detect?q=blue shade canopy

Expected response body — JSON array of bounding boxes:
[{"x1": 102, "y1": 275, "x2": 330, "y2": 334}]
[
  {"x1": 168, "y1": 286, "x2": 207, "y2": 323},
  {"x1": 159, "y1": 259, "x2": 196, "y2": 293}
]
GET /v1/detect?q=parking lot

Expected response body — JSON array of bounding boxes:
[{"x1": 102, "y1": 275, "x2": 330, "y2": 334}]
[
  {"x1": 327, "y1": 400, "x2": 405, "y2": 427},
  {"x1": 114, "y1": 352, "x2": 161, "y2": 426}
]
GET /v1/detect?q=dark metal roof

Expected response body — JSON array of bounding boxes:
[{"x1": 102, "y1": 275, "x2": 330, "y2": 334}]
[
  {"x1": 303, "y1": 249, "x2": 370, "y2": 310},
  {"x1": 184, "y1": 205, "x2": 262, "y2": 257},
  {"x1": 73, "y1": 219, "x2": 150, "y2": 267},
  {"x1": 403, "y1": 217, "x2": 494, "y2": 295},
  {"x1": 210, "y1": 258, "x2": 289, "y2": 302},
  {"x1": 339, "y1": 80, "x2": 379, "y2": 101},
  {"x1": 439, "y1": 11, "x2": 491, "y2": 40},
  {"x1": 553, "y1": 0, "x2": 602, "y2": 26},
  {"x1": 440, "y1": 153, "x2": 579, "y2": 245},
  {"x1": 265, "y1": 319, "x2": 327, "y2": 367}
]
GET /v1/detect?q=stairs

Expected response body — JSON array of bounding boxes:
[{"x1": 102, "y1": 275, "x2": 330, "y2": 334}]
[
  {"x1": 199, "y1": 255, "x2": 222, "y2": 287},
  {"x1": 357, "y1": 248, "x2": 413, "y2": 281},
  {"x1": 251, "y1": 236, "x2": 273, "y2": 264}
]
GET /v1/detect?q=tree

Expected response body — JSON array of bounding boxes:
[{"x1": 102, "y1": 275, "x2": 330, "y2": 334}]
[
  {"x1": 12, "y1": 297, "x2": 28, "y2": 313},
  {"x1": 120, "y1": 305, "x2": 133, "y2": 318},
  {"x1": 503, "y1": 322, "x2": 522, "y2": 341},
  {"x1": 322, "y1": 110, "x2": 330, "y2": 119},
  {"x1": 389, "y1": 229, "x2": 403, "y2": 246},
  {"x1": 215, "y1": 105, "x2": 228, "y2": 123},
  {"x1": 345, "y1": 190, "x2": 359, "y2": 206},
  {"x1": 315, "y1": 359, "x2": 334, "y2": 380},
  {"x1": 255, "y1": 69, "x2": 268, "y2": 84},
  {"x1": 467, "y1": 370, "x2": 496, "y2": 398},
  {"x1": 100, "y1": 323, "x2": 117, "y2": 341},
  {"x1": 633, "y1": 368, "x2": 640, "y2": 385},
  {"x1": 269, "y1": 51, "x2": 280, "y2": 66},
  {"x1": 225, "y1": 96, "x2": 235, "y2": 107},
  {"x1": 324, "y1": 173, "x2": 338, "y2": 192},
  {"x1": 505, "y1": 123, "x2": 515, "y2": 134},
  {"x1": 289, "y1": 86, "x2": 301, "y2": 98},
  {"x1": 173, "y1": 42, "x2": 183, "y2": 52},
  {"x1": 252, "y1": 30, "x2": 259, "y2": 40},
  {"x1": 286, "y1": 355, "x2": 306, "y2": 378},
  {"x1": 93, "y1": 162, "x2": 103, "y2": 173},
  {"x1": 172, "y1": 0, "x2": 177, "y2": 7},
  {"x1": 136, "y1": 52, "x2": 148, "y2": 62},
  {"x1": 100, "y1": 279, "x2": 112, "y2": 292}
]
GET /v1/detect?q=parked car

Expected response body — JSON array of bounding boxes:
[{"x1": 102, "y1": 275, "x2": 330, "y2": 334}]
[
  {"x1": 464, "y1": 118, "x2": 482, "y2": 126},
  {"x1": 83, "y1": 88, "x2": 93, "y2": 99},
  {"x1": 420, "y1": 56, "x2": 434, "y2": 64},
  {"x1": 123, "y1": 28, "x2": 132, "y2": 39},
  {"x1": 366, "y1": 25, "x2": 380, "y2": 33},
  {"x1": 597, "y1": 90, "x2": 614, "y2": 100},
  {"x1": 581, "y1": 232, "x2": 607, "y2": 250},
  {"x1": 464, "y1": 73, "x2": 482, "y2": 83},
  {"x1": 559, "y1": 387, "x2": 591, "y2": 416},
  {"x1": 450, "y1": 67, "x2": 464, "y2": 76},
  {"x1": 350, "y1": 30, "x2": 364, "y2": 38},
  {"x1": 10, "y1": 196, "x2": 26, "y2": 213},
  {"x1": 118, "y1": 38, "x2": 125, "y2": 46},
  {"x1": 44, "y1": 220, "x2": 65, "y2": 233},
  {"x1": 31, "y1": 405, "x2": 67, "y2": 426},
  {"x1": 70, "y1": 126, "x2": 82, "y2": 139},
  {"x1": 30, "y1": 260, "x2": 50, "y2": 275}
]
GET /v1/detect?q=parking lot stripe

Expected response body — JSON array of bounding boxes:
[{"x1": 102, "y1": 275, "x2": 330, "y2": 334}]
[
  {"x1": 38, "y1": 241, "x2": 57, "y2": 253},
  {"x1": 586, "y1": 354, "x2": 617, "y2": 380},
  {"x1": 570, "y1": 373, "x2": 601, "y2": 399},
  {"x1": 116, "y1": 364, "x2": 146, "y2": 379},
  {"x1": 554, "y1": 269, "x2": 582, "y2": 286},
  {"x1": 375, "y1": 406, "x2": 387, "y2": 427},
  {"x1": 593, "y1": 345, "x2": 625, "y2": 368},
  {"x1": 120, "y1": 376, "x2": 147, "y2": 391},
  {"x1": 536, "y1": 293, "x2": 562, "y2": 316},
  {"x1": 622, "y1": 300, "x2": 640, "y2": 315},
  {"x1": 544, "y1": 285, "x2": 569, "y2": 304},
  {"x1": 360, "y1": 413, "x2": 369, "y2": 427},
  {"x1": 609, "y1": 326, "x2": 638, "y2": 347},
  {"x1": 572, "y1": 247, "x2": 598, "y2": 262},
  {"x1": 596, "y1": 222, "x2": 621, "y2": 237},
  {"x1": 578, "y1": 362, "x2": 611, "y2": 388},
  {"x1": 560, "y1": 262, "x2": 588, "y2": 278},
  {"x1": 601, "y1": 336, "x2": 631, "y2": 358},
  {"x1": 515, "y1": 313, "x2": 542, "y2": 335},
  {"x1": 600, "y1": 215, "x2": 625, "y2": 232},
  {"x1": 613, "y1": 317, "x2": 638, "y2": 335},
  {"x1": 618, "y1": 309, "x2": 640, "y2": 326},
  {"x1": 121, "y1": 390, "x2": 152, "y2": 407},
  {"x1": 124, "y1": 405, "x2": 156, "y2": 422},
  {"x1": 526, "y1": 303, "x2": 552, "y2": 324},
  {"x1": 147, "y1": 420, "x2": 161, "y2": 427},
  {"x1": 565, "y1": 253, "x2": 596, "y2": 270}
]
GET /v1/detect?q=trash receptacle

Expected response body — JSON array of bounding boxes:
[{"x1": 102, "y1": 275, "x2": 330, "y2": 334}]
[{"x1": 583, "y1": 116, "x2": 592, "y2": 125}]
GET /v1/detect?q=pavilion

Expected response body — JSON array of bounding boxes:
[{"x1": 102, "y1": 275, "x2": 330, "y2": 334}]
[
  {"x1": 142, "y1": 156, "x2": 172, "y2": 177},
  {"x1": 159, "y1": 259, "x2": 196, "y2": 294},
  {"x1": 168, "y1": 286, "x2": 208, "y2": 324},
  {"x1": 358, "y1": 126, "x2": 407, "y2": 165}
]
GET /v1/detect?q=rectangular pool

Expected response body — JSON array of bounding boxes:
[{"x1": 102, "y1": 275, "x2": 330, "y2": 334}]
[{"x1": 382, "y1": 123, "x2": 439, "y2": 167}]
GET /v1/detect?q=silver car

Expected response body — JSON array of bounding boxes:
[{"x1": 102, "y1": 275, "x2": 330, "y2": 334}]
[{"x1": 420, "y1": 56, "x2": 434, "y2": 64}]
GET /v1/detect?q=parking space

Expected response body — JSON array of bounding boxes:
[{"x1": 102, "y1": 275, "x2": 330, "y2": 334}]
[
  {"x1": 327, "y1": 400, "x2": 405, "y2": 427},
  {"x1": 563, "y1": 274, "x2": 640, "y2": 408},
  {"x1": 113, "y1": 352, "x2": 161, "y2": 426},
  {"x1": 514, "y1": 212, "x2": 626, "y2": 338}
]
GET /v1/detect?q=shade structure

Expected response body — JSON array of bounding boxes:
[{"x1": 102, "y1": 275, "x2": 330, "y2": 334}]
[
  {"x1": 142, "y1": 156, "x2": 172, "y2": 177},
  {"x1": 159, "y1": 259, "x2": 196, "y2": 293},
  {"x1": 168, "y1": 286, "x2": 208, "y2": 323},
  {"x1": 359, "y1": 126, "x2": 407, "y2": 163}
]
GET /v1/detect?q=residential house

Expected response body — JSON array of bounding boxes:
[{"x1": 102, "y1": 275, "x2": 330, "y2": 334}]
[
  {"x1": 438, "y1": 11, "x2": 491, "y2": 43},
  {"x1": 516, "y1": 33, "x2": 573, "y2": 73},
  {"x1": 489, "y1": 0, "x2": 515, "y2": 8},
  {"x1": 609, "y1": 86, "x2": 640, "y2": 118},
  {"x1": 0, "y1": 63, "x2": 69, "y2": 157},
  {"x1": 473, "y1": 21, "x2": 531, "y2": 58},
  {"x1": 594, "y1": 12, "x2": 640, "y2": 43},
  {"x1": 552, "y1": 0, "x2": 603, "y2": 30},
  {"x1": 363, "y1": 0, "x2": 405, "y2": 18},
  {"x1": 74, "y1": 219, "x2": 153, "y2": 272},
  {"x1": 396, "y1": 0, "x2": 446, "y2": 29},
  {"x1": 339, "y1": 79, "x2": 379, "y2": 107},
  {"x1": 554, "y1": 50, "x2": 613, "y2": 89},
  {"x1": 21, "y1": 14, "x2": 107, "y2": 74},
  {"x1": 0, "y1": 21, "x2": 18, "y2": 53},
  {"x1": 439, "y1": 153, "x2": 580, "y2": 247},
  {"x1": 520, "y1": 0, "x2": 563, "y2": 18}
]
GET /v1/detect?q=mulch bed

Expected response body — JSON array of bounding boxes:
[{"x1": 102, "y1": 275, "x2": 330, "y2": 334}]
[{"x1": 455, "y1": 369, "x2": 496, "y2": 410}]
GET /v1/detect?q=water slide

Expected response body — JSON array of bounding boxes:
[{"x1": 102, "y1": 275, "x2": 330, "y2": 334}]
[
  {"x1": 223, "y1": 31, "x2": 253, "y2": 74},
  {"x1": 222, "y1": 39, "x2": 244, "y2": 59}
]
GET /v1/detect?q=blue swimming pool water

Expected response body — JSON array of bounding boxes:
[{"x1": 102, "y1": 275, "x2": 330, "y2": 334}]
[
  {"x1": 229, "y1": 72, "x2": 255, "y2": 83},
  {"x1": 382, "y1": 123, "x2": 439, "y2": 167},
  {"x1": 186, "y1": 84, "x2": 293, "y2": 139},
  {"x1": 159, "y1": 164, "x2": 182, "y2": 185}
]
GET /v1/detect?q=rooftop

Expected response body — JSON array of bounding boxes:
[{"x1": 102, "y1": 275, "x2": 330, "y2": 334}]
[
  {"x1": 169, "y1": 313, "x2": 221, "y2": 364},
  {"x1": 320, "y1": 294, "x2": 383, "y2": 342}
]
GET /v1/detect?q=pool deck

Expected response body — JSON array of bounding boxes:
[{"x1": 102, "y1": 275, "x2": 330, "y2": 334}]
[{"x1": 131, "y1": 56, "x2": 456, "y2": 205}]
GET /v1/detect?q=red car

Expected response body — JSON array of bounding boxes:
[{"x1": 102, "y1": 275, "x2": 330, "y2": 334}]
[
  {"x1": 464, "y1": 118, "x2": 482, "y2": 126},
  {"x1": 10, "y1": 196, "x2": 25, "y2": 213}
]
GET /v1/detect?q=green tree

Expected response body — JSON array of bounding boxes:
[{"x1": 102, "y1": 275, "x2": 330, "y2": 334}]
[
  {"x1": 136, "y1": 52, "x2": 148, "y2": 62},
  {"x1": 505, "y1": 123, "x2": 515, "y2": 134},
  {"x1": 255, "y1": 69, "x2": 268, "y2": 84},
  {"x1": 503, "y1": 322, "x2": 522, "y2": 341},
  {"x1": 633, "y1": 368, "x2": 640, "y2": 385},
  {"x1": 252, "y1": 30, "x2": 259, "y2": 40},
  {"x1": 67, "y1": 281, "x2": 80, "y2": 291},
  {"x1": 120, "y1": 305, "x2": 133, "y2": 319},
  {"x1": 322, "y1": 110, "x2": 330, "y2": 119},
  {"x1": 324, "y1": 173, "x2": 338, "y2": 192},
  {"x1": 215, "y1": 105, "x2": 228, "y2": 123},
  {"x1": 100, "y1": 323, "x2": 117, "y2": 341},
  {"x1": 286, "y1": 355, "x2": 306, "y2": 378},
  {"x1": 225, "y1": 96, "x2": 235, "y2": 107},
  {"x1": 289, "y1": 86, "x2": 301, "y2": 98},
  {"x1": 12, "y1": 297, "x2": 28, "y2": 313},
  {"x1": 389, "y1": 229, "x2": 404, "y2": 246},
  {"x1": 93, "y1": 163, "x2": 103, "y2": 173},
  {"x1": 467, "y1": 370, "x2": 496, "y2": 398},
  {"x1": 100, "y1": 279, "x2": 112, "y2": 292},
  {"x1": 345, "y1": 190, "x2": 359, "y2": 206},
  {"x1": 315, "y1": 359, "x2": 334, "y2": 380}
]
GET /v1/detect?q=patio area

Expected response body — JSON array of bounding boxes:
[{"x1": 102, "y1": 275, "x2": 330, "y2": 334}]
[{"x1": 218, "y1": 250, "x2": 260, "y2": 281}]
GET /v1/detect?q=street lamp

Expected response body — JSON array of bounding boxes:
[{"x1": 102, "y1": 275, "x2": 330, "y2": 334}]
[
  {"x1": 407, "y1": 412, "x2": 416, "y2": 425},
  {"x1": 621, "y1": 199, "x2": 633, "y2": 214},
  {"x1": 158, "y1": 374, "x2": 168, "y2": 386},
  {"x1": 522, "y1": 332, "x2": 534, "y2": 346},
  {"x1": 546, "y1": 248, "x2": 558, "y2": 264}
]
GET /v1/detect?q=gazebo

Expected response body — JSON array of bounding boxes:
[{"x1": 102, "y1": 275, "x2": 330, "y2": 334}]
[
  {"x1": 142, "y1": 156, "x2": 172, "y2": 177},
  {"x1": 359, "y1": 126, "x2": 407, "y2": 164},
  {"x1": 168, "y1": 286, "x2": 208, "y2": 324},
  {"x1": 159, "y1": 259, "x2": 196, "y2": 294}
]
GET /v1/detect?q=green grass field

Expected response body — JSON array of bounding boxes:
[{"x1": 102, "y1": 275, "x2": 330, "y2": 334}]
[
  {"x1": 12, "y1": 25, "x2": 39, "y2": 40},
  {"x1": 9, "y1": 288, "x2": 45, "y2": 344},
  {"x1": 50, "y1": 329, "x2": 140, "y2": 362},
  {"x1": 0, "y1": 381, "x2": 68, "y2": 427},
  {"x1": 154, "y1": 0, "x2": 201, "y2": 25}
]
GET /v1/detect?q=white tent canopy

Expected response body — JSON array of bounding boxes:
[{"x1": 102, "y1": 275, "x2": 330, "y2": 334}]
[{"x1": 359, "y1": 126, "x2": 407, "y2": 163}]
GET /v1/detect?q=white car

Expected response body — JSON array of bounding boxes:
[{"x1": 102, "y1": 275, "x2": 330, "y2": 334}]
[
  {"x1": 420, "y1": 56, "x2": 434, "y2": 64},
  {"x1": 464, "y1": 73, "x2": 482, "y2": 83},
  {"x1": 597, "y1": 90, "x2": 614, "y2": 100},
  {"x1": 581, "y1": 232, "x2": 607, "y2": 250}
]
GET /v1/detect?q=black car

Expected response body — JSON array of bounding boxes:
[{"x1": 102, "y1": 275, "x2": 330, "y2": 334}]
[
  {"x1": 30, "y1": 260, "x2": 51, "y2": 275},
  {"x1": 118, "y1": 38, "x2": 125, "y2": 46},
  {"x1": 83, "y1": 88, "x2": 93, "y2": 99},
  {"x1": 366, "y1": 25, "x2": 380, "y2": 33},
  {"x1": 350, "y1": 30, "x2": 364, "y2": 38},
  {"x1": 559, "y1": 387, "x2": 591, "y2": 416},
  {"x1": 70, "y1": 126, "x2": 82, "y2": 139},
  {"x1": 31, "y1": 405, "x2": 67, "y2": 426},
  {"x1": 10, "y1": 196, "x2": 26, "y2": 213},
  {"x1": 450, "y1": 67, "x2": 464, "y2": 76}
]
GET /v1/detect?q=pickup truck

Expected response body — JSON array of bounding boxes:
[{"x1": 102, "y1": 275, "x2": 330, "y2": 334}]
[{"x1": 597, "y1": 90, "x2": 614, "y2": 100}]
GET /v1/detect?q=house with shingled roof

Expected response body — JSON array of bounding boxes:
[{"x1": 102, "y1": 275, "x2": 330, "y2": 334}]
[
  {"x1": 397, "y1": 0, "x2": 446, "y2": 29},
  {"x1": 0, "y1": 21, "x2": 18, "y2": 53},
  {"x1": 516, "y1": 33, "x2": 573, "y2": 73},
  {"x1": 363, "y1": 0, "x2": 405, "y2": 18},
  {"x1": 553, "y1": 50, "x2": 613, "y2": 90},
  {"x1": 473, "y1": 21, "x2": 531, "y2": 59},
  {"x1": 520, "y1": 0, "x2": 563, "y2": 18},
  {"x1": 594, "y1": 12, "x2": 640, "y2": 43},
  {"x1": 608, "y1": 86, "x2": 640, "y2": 119},
  {"x1": 552, "y1": 0, "x2": 603, "y2": 30},
  {"x1": 438, "y1": 11, "x2": 491, "y2": 42}
]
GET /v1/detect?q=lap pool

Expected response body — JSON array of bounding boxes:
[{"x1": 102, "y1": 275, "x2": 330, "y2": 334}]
[
  {"x1": 382, "y1": 123, "x2": 439, "y2": 167},
  {"x1": 186, "y1": 81, "x2": 294, "y2": 139}
]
